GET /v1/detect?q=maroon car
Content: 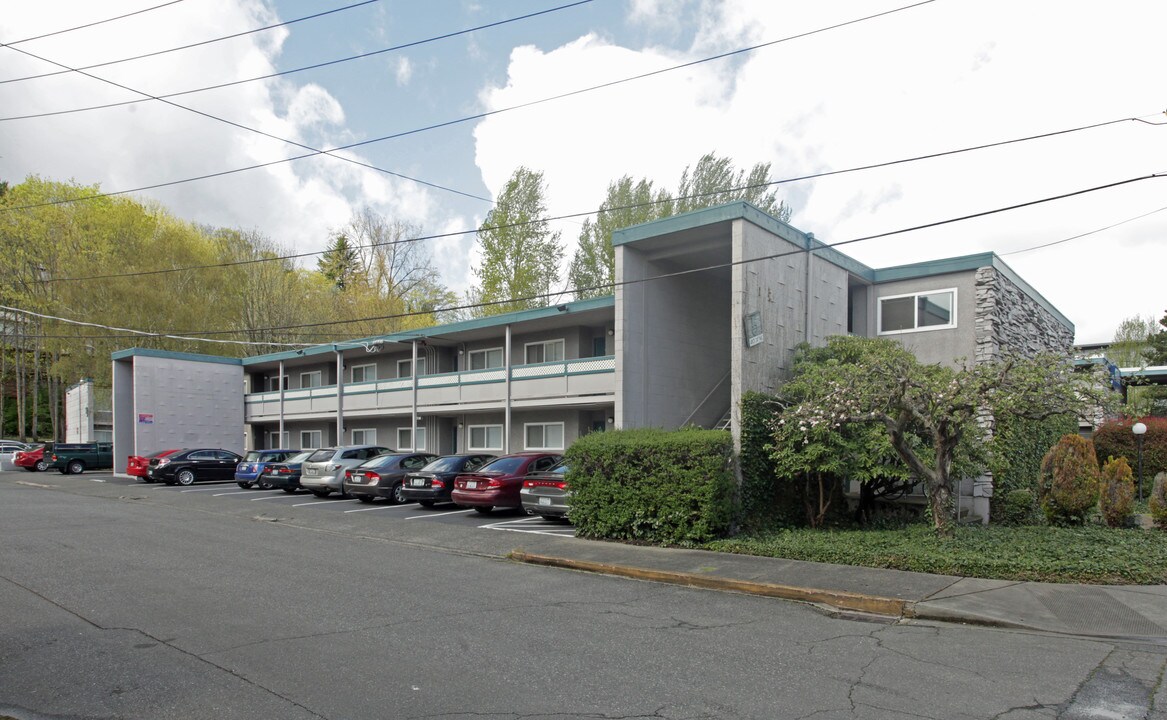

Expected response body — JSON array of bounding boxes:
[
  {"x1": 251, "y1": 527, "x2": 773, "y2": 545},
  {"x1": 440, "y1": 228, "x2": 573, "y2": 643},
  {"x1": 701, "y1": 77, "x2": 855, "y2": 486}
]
[{"x1": 451, "y1": 452, "x2": 563, "y2": 514}]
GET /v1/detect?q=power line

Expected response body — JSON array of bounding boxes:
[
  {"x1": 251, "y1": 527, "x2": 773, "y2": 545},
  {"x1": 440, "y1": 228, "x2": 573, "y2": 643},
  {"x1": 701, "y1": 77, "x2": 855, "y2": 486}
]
[
  {"x1": 19, "y1": 172, "x2": 1159, "y2": 344},
  {"x1": 0, "y1": 0, "x2": 595, "y2": 118},
  {"x1": 1001, "y1": 204, "x2": 1167, "y2": 256},
  {"x1": 24, "y1": 114, "x2": 1161, "y2": 285},
  {"x1": 0, "y1": 0, "x2": 939, "y2": 210},
  {"x1": 0, "y1": 0, "x2": 380, "y2": 84},
  {"x1": 1, "y1": 0, "x2": 187, "y2": 47}
]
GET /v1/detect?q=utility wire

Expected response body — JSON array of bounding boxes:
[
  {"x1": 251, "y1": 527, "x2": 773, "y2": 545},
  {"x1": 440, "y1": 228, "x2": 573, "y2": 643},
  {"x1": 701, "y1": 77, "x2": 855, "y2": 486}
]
[
  {"x1": 0, "y1": 0, "x2": 379, "y2": 83},
  {"x1": 1, "y1": 0, "x2": 187, "y2": 47},
  {"x1": 1001, "y1": 204, "x2": 1167, "y2": 256},
  {"x1": 16, "y1": 172, "x2": 1160, "y2": 345},
  {"x1": 23, "y1": 114, "x2": 1163, "y2": 285},
  {"x1": 0, "y1": 0, "x2": 594, "y2": 117},
  {"x1": 0, "y1": 0, "x2": 939, "y2": 208}
]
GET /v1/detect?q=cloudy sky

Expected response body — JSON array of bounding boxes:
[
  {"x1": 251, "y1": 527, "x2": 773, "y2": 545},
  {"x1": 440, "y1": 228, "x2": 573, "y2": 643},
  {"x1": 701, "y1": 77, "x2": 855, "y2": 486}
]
[{"x1": 2, "y1": 0, "x2": 1165, "y2": 344}]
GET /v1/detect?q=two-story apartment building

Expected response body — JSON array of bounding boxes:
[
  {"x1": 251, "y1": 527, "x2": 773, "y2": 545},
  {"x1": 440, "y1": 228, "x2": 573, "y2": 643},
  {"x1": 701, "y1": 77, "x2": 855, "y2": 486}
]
[{"x1": 112, "y1": 202, "x2": 1073, "y2": 519}]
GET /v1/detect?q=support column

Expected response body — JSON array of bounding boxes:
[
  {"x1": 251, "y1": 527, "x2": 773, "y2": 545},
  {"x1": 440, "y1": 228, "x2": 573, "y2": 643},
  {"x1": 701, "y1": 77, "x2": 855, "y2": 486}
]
[
  {"x1": 411, "y1": 340, "x2": 419, "y2": 451},
  {"x1": 504, "y1": 324, "x2": 512, "y2": 453},
  {"x1": 278, "y1": 359, "x2": 285, "y2": 448},
  {"x1": 335, "y1": 348, "x2": 344, "y2": 446}
]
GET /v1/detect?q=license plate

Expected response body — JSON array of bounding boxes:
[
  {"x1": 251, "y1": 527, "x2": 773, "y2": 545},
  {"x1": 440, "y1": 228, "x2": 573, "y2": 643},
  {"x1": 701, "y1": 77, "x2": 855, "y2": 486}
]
[
  {"x1": 411, "y1": 478, "x2": 425, "y2": 487},
  {"x1": 350, "y1": 477, "x2": 362, "y2": 483},
  {"x1": 466, "y1": 481, "x2": 477, "y2": 489},
  {"x1": 305, "y1": 467, "x2": 317, "y2": 476},
  {"x1": 539, "y1": 496, "x2": 551, "y2": 506}
]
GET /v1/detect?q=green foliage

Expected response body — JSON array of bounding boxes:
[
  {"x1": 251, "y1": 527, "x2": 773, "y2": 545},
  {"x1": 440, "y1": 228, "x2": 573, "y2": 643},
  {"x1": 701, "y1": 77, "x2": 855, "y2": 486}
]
[
  {"x1": 1039, "y1": 434, "x2": 1100, "y2": 525},
  {"x1": 1099, "y1": 456, "x2": 1136, "y2": 528},
  {"x1": 995, "y1": 489, "x2": 1039, "y2": 526},
  {"x1": 471, "y1": 166, "x2": 563, "y2": 316},
  {"x1": 1092, "y1": 417, "x2": 1167, "y2": 481},
  {"x1": 676, "y1": 153, "x2": 790, "y2": 220},
  {"x1": 1150, "y1": 472, "x2": 1167, "y2": 531},
  {"x1": 565, "y1": 427, "x2": 736, "y2": 544},
  {"x1": 706, "y1": 524, "x2": 1167, "y2": 584},
  {"x1": 987, "y1": 413, "x2": 1077, "y2": 521},
  {"x1": 738, "y1": 391, "x2": 801, "y2": 528},
  {"x1": 316, "y1": 233, "x2": 360, "y2": 290}
]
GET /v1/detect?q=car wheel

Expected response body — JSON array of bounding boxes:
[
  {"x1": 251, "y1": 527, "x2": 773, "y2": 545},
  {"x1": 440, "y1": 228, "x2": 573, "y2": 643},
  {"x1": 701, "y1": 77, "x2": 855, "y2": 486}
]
[
  {"x1": 67, "y1": 460, "x2": 85, "y2": 474},
  {"x1": 473, "y1": 506, "x2": 493, "y2": 514},
  {"x1": 310, "y1": 489, "x2": 330, "y2": 498},
  {"x1": 35, "y1": 459, "x2": 48, "y2": 472},
  {"x1": 419, "y1": 500, "x2": 435, "y2": 508},
  {"x1": 282, "y1": 488, "x2": 297, "y2": 494},
  {"x1": 538, "y1": 514, "x2": 558, "y2": 521},
  {"x1": 258, "y1": 479, "x2": 274, "y2": 490},
  {"x1": 391, "y1": 482, "x2": 409, "y2": 505},
  {"x1": 356, "y1": 495, "x2": 374, "y2": 504},
  {"x1": 176, "y1": 469, "x2": 196, "y2": 486},
  {"x1": 237, "y1": 481, "x2": 253, "y2": 489}
]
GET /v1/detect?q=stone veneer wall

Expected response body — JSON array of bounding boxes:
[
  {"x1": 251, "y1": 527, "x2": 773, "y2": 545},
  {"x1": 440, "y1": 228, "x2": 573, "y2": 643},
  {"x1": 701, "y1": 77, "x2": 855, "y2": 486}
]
[
  {"x1": 974, "y1": 267, "x2": 1074, "y2": 364},
  {"x1": 971, "y1": 266, "x2": 1074, "y2": 521}
]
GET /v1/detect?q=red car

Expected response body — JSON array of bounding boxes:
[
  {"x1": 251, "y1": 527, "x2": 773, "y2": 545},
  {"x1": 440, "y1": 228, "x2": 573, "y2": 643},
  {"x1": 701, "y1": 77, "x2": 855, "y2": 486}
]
[
  {"x1": 14, "y1": 445, "x2": 47, "y2": 472},
  {"x1": 128, "y1": 449, "x2": 182, "y2": 481},
  {"x1": 451, "y1": 452, "x2": 563, "y2": 514}
]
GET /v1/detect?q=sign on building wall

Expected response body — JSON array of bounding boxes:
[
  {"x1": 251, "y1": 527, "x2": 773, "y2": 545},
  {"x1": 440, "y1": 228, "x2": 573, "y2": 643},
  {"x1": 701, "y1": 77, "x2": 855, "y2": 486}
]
[
  {"x1": 744, "y1": 311, "x2": 763, "y2": 348},
  {"x1": 137, "y1": 413, "x2": 154, "y2": 425}
]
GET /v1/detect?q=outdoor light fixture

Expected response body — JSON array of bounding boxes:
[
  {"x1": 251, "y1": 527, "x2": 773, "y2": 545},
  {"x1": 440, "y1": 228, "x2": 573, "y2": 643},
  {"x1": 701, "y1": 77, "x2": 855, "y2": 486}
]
[
  {"x1": 607, "y1": 329, "x2": 615, "y2": 336},
  {"x1": 607, "y1": 416, "x2": 615, "y2": 424},
  {"x1": 1133, "y1": 421, "x2": 1148, "y2": 500},
  {"x1": 557, "y1": 304, "x2": 568, "y2": 312}
]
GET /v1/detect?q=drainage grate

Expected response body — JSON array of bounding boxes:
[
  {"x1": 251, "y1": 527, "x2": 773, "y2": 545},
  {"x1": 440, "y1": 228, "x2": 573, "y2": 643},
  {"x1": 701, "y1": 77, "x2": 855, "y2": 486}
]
[{"x1": 1035, "y1": 586, "x2": 1166, "y2": 637}]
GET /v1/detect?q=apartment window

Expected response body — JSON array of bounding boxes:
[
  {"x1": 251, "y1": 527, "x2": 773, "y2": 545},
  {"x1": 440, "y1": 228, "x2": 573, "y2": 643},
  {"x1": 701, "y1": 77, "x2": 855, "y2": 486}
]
[
  {"x1": 592, "y1": 337, "x2": 606, "y2": 357},
  {"x1": 300, "y1": 370, "x2": 323, "y2": 388},
  {"x1": 300, "y1": 430, "x2": 323, "y2": 449},
  {"x1": 351, "y1": 363, "x2": 377, "y2": 384},
  {"x1": 397, "y1": 357, "x2": 427, "y2": 378},
  {"x1": 266, "y1": 375, "x2": 288, "y2": 392},
  {"x1": 467, "y1": 347, "x2": 504, "y2": 371},
  {"x1": 352, "y1": 428, "x2": 376, "y2": 445},
  {"x1": 397, "y1": 426, "x2": 426, "y2": 451},
  {"x1": 267, "y1": 431, "x2": 290, "y2": 448},
  {"x1": 524, "y1": 422, "x2": 564, "y2": 451},
  {"x1": 468, "y1": 424, "x2": 503, "y2": 451},
  {"x1": 524, "y1": 339, "x2": 565, "y2": 364},
  {"x1": 878, "y1": 289, "x2": 956, "y2": 334}
]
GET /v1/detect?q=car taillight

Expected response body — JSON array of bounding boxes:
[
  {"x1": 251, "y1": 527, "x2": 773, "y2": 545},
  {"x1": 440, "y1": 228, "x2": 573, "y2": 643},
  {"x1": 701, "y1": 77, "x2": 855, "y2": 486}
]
[
  {"x1": 344, "y1": 469, "x2": 353, "y2": 479},
  {"x1": 331, "y1": 464, "x2": 343, "y2": 471},
  {"x1": 278, "y1": 467, "x2": 292, "y2": 474},
  {"x1": 525, "y1": 479, "x2": 568, "y2": 489},
  {"x1": 51, "y1": 454, "x2": 58, "y2": 461},
  {"x1": 432, "y1": 479, "x2": 444, "y2": 489},
  {"x1": 365, "y1": 472, "x2": 381, "y2": 483},
  {"x1": 157, "y1": 458, "x2": 171, "y2": 467},
  {"x1": 485, "y1": 478, "x2": 503, "y2": 488}
]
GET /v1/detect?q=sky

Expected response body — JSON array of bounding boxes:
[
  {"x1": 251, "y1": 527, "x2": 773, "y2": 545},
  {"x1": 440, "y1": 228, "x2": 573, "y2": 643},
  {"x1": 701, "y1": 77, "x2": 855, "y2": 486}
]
[{"x1": 1, "y1": 0, "x2": 1165, "y2": 345}]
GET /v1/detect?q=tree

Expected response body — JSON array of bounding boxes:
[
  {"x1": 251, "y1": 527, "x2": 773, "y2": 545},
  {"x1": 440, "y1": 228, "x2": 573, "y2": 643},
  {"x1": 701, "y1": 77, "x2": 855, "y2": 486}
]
[
  {"x1": 317, "y1": 233, "x2": 360, "y2": 291},
  {"x1": 676, "y1": 153, "x2": 790, "y2": 221},
  {"x1": 470, "y1": 167, "x2": 563, "y2": 316},
  {"x1": 780, "y1": 336, "x2": 1113, "y2": 537}
]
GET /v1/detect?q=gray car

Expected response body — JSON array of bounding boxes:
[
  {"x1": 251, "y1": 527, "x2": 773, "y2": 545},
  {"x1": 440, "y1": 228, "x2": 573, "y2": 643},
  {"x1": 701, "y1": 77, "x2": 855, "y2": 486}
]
[
  {"x1": 299, "y1": 445, "x2": 390, "y2": 497},
  {"x1": 519, "y1": 460, "x2": 571, "y2": 520}
]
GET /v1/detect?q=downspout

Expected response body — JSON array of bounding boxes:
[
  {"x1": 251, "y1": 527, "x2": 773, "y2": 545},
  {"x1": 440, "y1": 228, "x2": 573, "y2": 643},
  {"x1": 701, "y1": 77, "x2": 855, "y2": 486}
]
[
  {"x1": 504, "y1": 324, "x2": 512, "y2": 453},
  {"x1": 411, "y1": 340, "x2": 419, "y2": 451},
  {"x1": 804, "y1": 232, "x2": 815, "y2": 344},
  {"x1": 278, "y1": 359, "x2": 285, "y2": 448},
  {"x1": 335, "y1": 346, "x2": 344, "y2": 446}
]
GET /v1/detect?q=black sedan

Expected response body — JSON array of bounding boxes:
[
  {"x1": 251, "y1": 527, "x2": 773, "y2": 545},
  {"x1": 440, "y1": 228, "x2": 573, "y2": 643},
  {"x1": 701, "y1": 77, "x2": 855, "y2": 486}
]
[
  {"x1": 259, "y1": 450, "x2": 315, "y2": 493},
  {"x1": 147, "y1": 448, "x2": 243, "y2": 486},
  {"x1": 343, "y1": 452, "x2": 438, "y2": 504},
  {"x1": 399, "y1": 454, "x2": 496, "y2": 507}
]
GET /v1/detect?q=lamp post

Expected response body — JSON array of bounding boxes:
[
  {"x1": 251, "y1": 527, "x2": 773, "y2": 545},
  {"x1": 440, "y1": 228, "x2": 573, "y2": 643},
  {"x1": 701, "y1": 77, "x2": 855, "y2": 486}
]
[{"x1": 1132, "y1": 421, "x2": 1147, "y2": 501}]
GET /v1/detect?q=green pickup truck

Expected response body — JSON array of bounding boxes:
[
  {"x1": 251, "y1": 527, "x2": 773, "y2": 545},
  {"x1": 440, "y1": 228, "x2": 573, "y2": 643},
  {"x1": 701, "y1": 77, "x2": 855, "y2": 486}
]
[{"x1": 49, "y1": 442, "x2": 114, "y2": 474}]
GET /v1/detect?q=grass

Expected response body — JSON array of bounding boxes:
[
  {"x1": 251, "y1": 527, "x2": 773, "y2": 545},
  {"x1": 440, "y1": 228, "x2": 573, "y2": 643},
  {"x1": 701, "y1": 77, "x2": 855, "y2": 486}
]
[{"x1": 704, "y1": 523, "x2": 1167, "y2": 585}]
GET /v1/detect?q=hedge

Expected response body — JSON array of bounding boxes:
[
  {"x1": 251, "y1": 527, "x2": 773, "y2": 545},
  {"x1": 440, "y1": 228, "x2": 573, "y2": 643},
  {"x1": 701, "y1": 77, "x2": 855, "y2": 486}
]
[
  {"x1": 1093, "y1": 417, "x2": 1167, "y2": 481},
  {"x1": 564, "y1": 427, "x2": 736, "y2": 544},
  {"x1": 988, "y1": 413, "x2": 1077, "y2": 523},
  {"x1": 739, "y1": 391, "x2": 803, "y2": 528}
]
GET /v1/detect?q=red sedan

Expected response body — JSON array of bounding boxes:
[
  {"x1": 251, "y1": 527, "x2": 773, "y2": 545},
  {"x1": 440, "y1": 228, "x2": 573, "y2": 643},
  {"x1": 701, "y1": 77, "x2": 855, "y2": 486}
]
[
  {"x1": 14, "y1": 446, "x2": 47, "y2": 472},
  {"x1": 128, "y1": 448, "x2": 182, "y2": 480},
  {"x1": 451, "y1": 452, "x2": 563, "y2": 514}
]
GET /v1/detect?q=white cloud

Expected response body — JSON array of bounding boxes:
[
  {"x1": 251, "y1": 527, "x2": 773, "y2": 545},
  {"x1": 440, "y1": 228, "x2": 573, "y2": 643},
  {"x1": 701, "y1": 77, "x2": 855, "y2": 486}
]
[{"x1": 394, "y1": 56, "x2": 413, "y2": 86}]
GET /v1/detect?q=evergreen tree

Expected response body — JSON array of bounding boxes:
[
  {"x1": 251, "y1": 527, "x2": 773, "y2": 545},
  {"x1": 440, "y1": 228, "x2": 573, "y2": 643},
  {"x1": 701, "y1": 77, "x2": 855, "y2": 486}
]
[{"x1": 317, "y1": 233, "x2": 359, "y2": 291}]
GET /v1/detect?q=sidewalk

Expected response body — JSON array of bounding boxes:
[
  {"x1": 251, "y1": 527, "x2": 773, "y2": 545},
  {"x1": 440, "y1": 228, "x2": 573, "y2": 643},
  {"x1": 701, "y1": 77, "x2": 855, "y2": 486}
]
[{"x1": 505, "y1": 533, "x2": 1167, "y2": 641}]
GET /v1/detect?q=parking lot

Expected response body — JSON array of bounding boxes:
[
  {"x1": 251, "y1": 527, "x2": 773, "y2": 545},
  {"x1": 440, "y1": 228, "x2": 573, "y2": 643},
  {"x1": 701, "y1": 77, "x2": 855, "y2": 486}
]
[{"x1": 50, "y1": 471, "x2": 577, "y2": 538}]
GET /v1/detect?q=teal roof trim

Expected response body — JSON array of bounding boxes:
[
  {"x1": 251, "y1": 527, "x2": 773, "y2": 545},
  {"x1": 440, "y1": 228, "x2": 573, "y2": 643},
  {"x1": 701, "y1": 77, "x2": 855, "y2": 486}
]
[
  {"x1": 110, "y1": 347, "x2": 242, "y2": 366},
  {"x1": 241, "y1": 296, "x2": 616, "y2": 366}
]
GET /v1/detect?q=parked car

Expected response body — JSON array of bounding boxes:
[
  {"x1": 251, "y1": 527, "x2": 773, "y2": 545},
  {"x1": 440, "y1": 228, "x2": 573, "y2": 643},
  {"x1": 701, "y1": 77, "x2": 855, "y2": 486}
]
[
  {"x1": 400, "y1": 454, "x2": 496, "y2": 507},
  {"x1": 128, "y1": 448, "x2": 182, "y2": 481},
  {"x1": 260, "y1": 450, "x2": 315, "y2": 493},
  {"x1": 299, "y1": 445, "x2": 390, "y2": 498},
  {"x1": 235, "y1": 449, "x2": 296, "y2": 489},
  {"x1": 451, "y1": 452, "x2": 563, "y2": 514},
  {"x1": 343, "y1": 452, "x2": 438, "y2": 504},
  {"x1": 519, "y1": 459, "x2": 571, "y2": 520},
  {"x1": 0, "y1": 440, "x2": 30, "y2": 455},
  {"x1": 13, "y1": 445, "x2": 47, "y2": 472},
  {"x1": 147, "y1": 448, "x2": 243, "y2": 486},
  {"x1": 50, "y1": 442, "x2": 114, "y2": 474}
]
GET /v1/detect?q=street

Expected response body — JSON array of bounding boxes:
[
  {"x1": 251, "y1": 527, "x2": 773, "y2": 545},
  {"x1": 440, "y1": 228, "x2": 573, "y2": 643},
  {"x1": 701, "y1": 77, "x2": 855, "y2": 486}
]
[{"x1": 1, "y1": 471, "x2": 1164, "y2": 720}]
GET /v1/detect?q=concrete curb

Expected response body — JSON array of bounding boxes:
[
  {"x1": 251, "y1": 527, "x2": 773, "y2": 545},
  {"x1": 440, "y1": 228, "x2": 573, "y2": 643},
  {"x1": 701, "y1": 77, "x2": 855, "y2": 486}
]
[{"x1": 509, "y1": 550, "x2": 909, "y2": 617}]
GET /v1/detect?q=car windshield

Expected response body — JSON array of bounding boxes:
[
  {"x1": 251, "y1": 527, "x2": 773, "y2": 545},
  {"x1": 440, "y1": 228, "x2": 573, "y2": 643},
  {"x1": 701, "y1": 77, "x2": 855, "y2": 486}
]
[
  {"x1": 360, "y1": 454, "x2": 406, "y2": 468},
  {"x1": 244, "y1": 452, "x2": 263, "y2": 461},
  {"x1": 421, "y1": 456, "x2": 468, "y2": 472},
  {"x1": 306, "y1": 449, "x2": 337, "y2": 463},
  {"x1": 478, "y1": 456, "x2": 526, "y2": 474},
  {"x1": 149, "y1": 449, "x2": 177, "y2": 458},
  {"x1": 545, "y1": 461, "x2": 569, "y2": 474},
  {"x1": 286, "y1": 451, "x2": 313, "y2": 463}
]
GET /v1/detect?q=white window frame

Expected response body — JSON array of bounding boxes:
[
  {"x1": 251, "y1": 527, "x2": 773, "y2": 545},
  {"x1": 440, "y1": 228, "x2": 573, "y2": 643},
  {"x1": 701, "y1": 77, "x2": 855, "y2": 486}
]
[
  {"x1": 300, "y1": 370, "x2": 323, "y2": 388},
  {"x1": 524, "y1": 338, "x2": 565, "y2": 364},
  {"x1": 266, "y1": 375, "x2": 289, "y2": 392},
  {"x1": 468, "y1": 424, "x2": 504, "y2": 451},
  {"x1": 300, "y1": 430, "x2": 322, "y2": 449},
  {"x1": 351, "y1": 428, "x2": 376, "y2": 446},
  {"x1": 467, "y1": 347, "x2": 504, "y2": 371},
  {"x1": 397, "y1": 357, "x2": 427, "y2": 378},
  {"x1": 877, "y1": 288, "x2": 958, "y2": 336},
  {"x1": 397, "y1": 426, "x2": 427, "y2": 451},
  {"x1": 267, "y1": 431, "x2": 290, "y2": 448},
  {"x1": 350, "y1": 363, "x2": 377, "y2": 384},
  {"x1": 524, "y1": 422, "x2": 565, "y2": 451}
]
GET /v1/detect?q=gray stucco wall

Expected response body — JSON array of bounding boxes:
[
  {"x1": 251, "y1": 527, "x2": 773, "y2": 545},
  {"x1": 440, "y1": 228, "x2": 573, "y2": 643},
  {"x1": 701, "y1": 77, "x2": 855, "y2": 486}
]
[
  {"x1": 129, "y1": 356, "x2": 245, "y2": 457},
  {"x1": 872, "y1": 271, "x2": 978, "y2": 367},
  {"x1": 974, "y1": 266, "x2": 1074, "y2": 362}
]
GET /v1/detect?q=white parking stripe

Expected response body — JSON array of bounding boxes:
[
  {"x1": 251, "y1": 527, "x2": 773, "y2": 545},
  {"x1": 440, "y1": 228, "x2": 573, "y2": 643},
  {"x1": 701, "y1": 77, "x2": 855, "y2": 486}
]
[
  {"x1": 404, "y1": 508, "x2": 474, "y2": 519},
  {"x1": 342, "y1": 504, "x2": 417, "y2": 513},
  {"x1": 212, "y1": 490, "x2": 263, "y2": 497},
  {"x1": 250, "y1": 494, "x2": 300, "y2": 501},
  {"x1": 89, "y1": 478, "x2": 105, "y2": 483},
  {"x1": 180, "y1": 487, "x2": 230, "y2": 493},
  {"x1": 480, "y1": 516, "x2": 543, "y2": 528},
  {"x1": 290, "y1": 500, "x2": 345, "y2": 507}
]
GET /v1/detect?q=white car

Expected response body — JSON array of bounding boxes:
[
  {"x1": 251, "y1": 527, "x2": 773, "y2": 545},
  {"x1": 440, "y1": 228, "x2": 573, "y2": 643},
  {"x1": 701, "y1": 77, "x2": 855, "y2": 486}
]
[{"x1": 299, "y1": 445, "x2": 390, "y2": 498}]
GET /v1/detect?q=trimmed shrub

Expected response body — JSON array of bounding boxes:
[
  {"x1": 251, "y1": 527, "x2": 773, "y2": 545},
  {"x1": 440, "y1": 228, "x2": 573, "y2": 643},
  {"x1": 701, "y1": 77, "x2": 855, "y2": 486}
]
[
  {"x1": 1150, "y1": 472, "x2": 1167, "y2": 531},
  {"x1": 995, "y1": 489, "x2": 1038, "y2": 526},
  {"x1": 988, "y1": 413, "x2": 1076, "y2": 522},
  {"x1": 1092, "y1": 417, "x2": 1167, "y2": 481},
  {"x1": 739, "y1": 392, "x2": 802, "y2": 528},
  {"x1": 1039, "y1": 434, "x2": 1100, "y2": 526},
  {"x1": 565, "y1": 427, "x2": 736, "y2": 544},
  {"x1": 1099, "y1": 456, "x2": 1135, "y2": 528}
]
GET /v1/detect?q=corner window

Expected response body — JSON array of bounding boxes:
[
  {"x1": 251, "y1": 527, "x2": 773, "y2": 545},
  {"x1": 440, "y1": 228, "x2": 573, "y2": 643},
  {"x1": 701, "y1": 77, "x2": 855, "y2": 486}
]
[
  {"x1": 468, "y1": 424, "x2": 503, "y2": 451},
  {"x1": 524, "y1": 422, "x2": 564, "y2": 451},
  {"x1": 300, "y1": 430, "x2": 322, "y2": 449},
  {"x1": 524, "y1": 339, "x2": 565, "y2": 364},
  {"x1": 300, "y1": 370, "x2": 323, "y2": 388},
  {"x1": 352, "y1": 428, "x2": 376, "y2": 446},
  {"x1": 878, "y1": 289, "x2": 956, "y2": 334},
  {"x1": 468, "y1": 347, "x2": 504, "y2": 371},
  {"x1": 351, "y1": 363, "x2": 377, "y2": 384}
]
